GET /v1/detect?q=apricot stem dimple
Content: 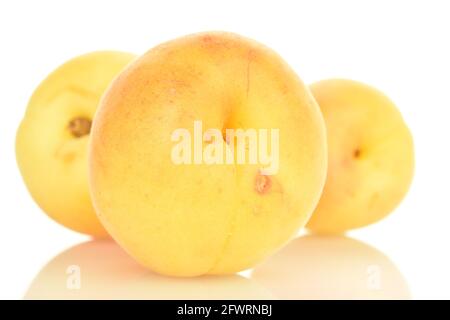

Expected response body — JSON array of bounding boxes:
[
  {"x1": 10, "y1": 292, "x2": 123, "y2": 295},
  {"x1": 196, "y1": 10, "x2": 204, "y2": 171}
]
[
  {"x1": 68, "y1": 117, "x2": 91, "y2": 138},
  {"x1": 255, "y1": 173, "x2": 271, "y2": 194},
  {"x1": 353, "y1": 148, "x2": 361, "y2": 159}
]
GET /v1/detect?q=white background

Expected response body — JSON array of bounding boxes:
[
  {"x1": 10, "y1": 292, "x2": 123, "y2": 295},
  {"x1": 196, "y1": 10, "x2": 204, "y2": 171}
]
[{"x1": 1, "y1": 0, "x2": 449, "y2": 299}]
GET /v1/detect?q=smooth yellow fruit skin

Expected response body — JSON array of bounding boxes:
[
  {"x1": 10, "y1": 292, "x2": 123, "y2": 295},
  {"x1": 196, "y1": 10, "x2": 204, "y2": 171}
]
[
  {"x1": 306, "y1": 79, "x2": 415, "y2": 233},
  {"x1": 89, "y1": 32, "x2": 327, "y2": 276},
  {"x1": 16, "y1": 51, "x2": 136, "y2": 237}
]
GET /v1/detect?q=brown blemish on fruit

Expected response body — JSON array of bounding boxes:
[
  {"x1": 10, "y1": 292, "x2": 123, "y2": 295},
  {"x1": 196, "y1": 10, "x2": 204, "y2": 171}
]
[
  {"x1": 68, "y1": 117, "x2": 91, "y2": 138},
  {"x1": 353, "y1": 148, "x2": 361, "y2": 159},
  {"x1": 255, "y1": 173, "x2": 271, "y2": 194},
  {"x1": 222, "y1": 129, "x2": 233, "y2": 145},
  {"x1": 202, "y1": 35, "x2": 213, "y2": 43}
]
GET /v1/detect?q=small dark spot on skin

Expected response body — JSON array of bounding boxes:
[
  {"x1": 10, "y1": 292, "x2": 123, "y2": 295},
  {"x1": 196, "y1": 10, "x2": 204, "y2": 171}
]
[
  {"x1": 68, "y1": 117, "x2": 91, "y2": 138},
  {"x1": 202, "y1": 35, "x2": 213, "y2": 43},
  {"x1": 353, "y1": 148, "x2": 361, "y2": 159},
  {"x1": 255, "y1": 173, "x2": 271, "y2": 194}
]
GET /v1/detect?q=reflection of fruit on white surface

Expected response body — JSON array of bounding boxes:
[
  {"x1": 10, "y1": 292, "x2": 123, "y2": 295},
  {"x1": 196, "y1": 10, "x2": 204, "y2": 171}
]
[
  {"x1": 251, "y1": 235, "x2": 410, "y2": 299},
  {"x1": 24, "y1": 241, "x2": 273, "y2": 300},
  {"x1": 89, "y1": 32, "x2": 327, "y2": 277},
  {"x1": 307, "y1": 79, "x2": 415, "y2": 233},
  {"x1": 16, "y1": 51, "x2": 136, "y2": 237}
]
